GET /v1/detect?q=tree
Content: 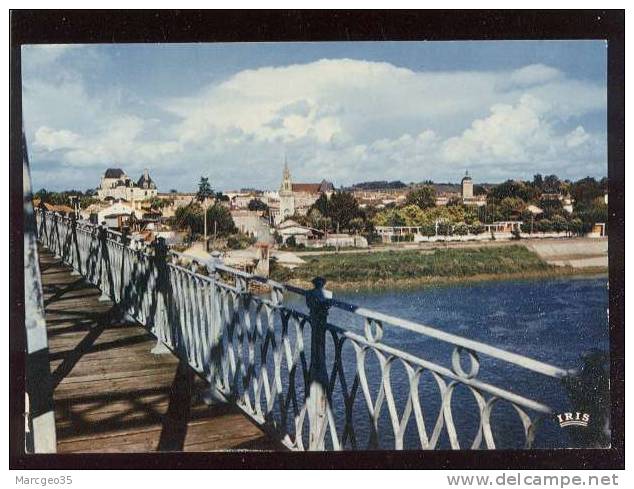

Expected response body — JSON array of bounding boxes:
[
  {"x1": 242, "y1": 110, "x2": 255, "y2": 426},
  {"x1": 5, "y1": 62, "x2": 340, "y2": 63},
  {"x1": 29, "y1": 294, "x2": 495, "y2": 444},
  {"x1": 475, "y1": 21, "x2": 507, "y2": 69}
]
[
  {"x1": 575, "y1": 198, "x2": 608, "y2": 231},
  {"x1": 541, "y1": 199, "x2": 564, "y2": 219},
  {"x1": 405, "y1": 186, "x2": 436, "y2": 209},
  {"x1": 446, "y1": 196, "x2": 462, "y2": 207},
  {"x1": 437, "y1": 222, "x2": 453, "y2": 236},
  {"x1": 498, "y1": 197, "x2": 525, "y2": 221},
  {"x1": 173, "y1": 203, "x2": 235, "y2": 238},
  {"x1": 551, "y1": 215, "x2": 568, "y2": 233},
  {"x1": 149, "y1": 197, "x2": 167, "y2": 209},
  {"x1": 175, "y1": 203, "x2": 204, "y2": 234},
  {"x1": 420, "y1": 223, "x2": 436, "y2": 237},
  {"x1": 571, "y1": 177, "x2": 604, "y2": 210},
  {"x1": 215, "y1": 192, "x2": 230, "y2": 202},
  {"x1": 206, "y1": 204, "x2": 236, "y2": 237},
  {"x1": 307, "y1": 208, "x2": 323, "y2": 228},
  {"x1": 536, "y1": 218, "x2": 553, "y2": 233},
  {"x1": 569, "y1": 218, "x2": 584, "y2": 236},
  {"x1": 196, "y1": 177, "x2": 215, "y2": 244},
  {"x1": 328, "y1": 191, "x2": 361, "y2": 231},
  {"x1": 196, "y1": 177, "x2": 214, "y2": 202},
  {"x1": 348, "y1": 217, "x2": 365, "y2": 234},
  {"x1": 247, "y1": 198, "x2": 268, "y2": 212},
  {"x1": 385, "y1": 210, "x2": 406, "y2": 227},
  {"x1": 543, "y1": 174, "x2": 562, "y2": 194},
  {"x1": 454, "y1": 223, "x2": 469, "y2": 236},
  {"x1": 488, "y1": 180, "x2": 539, "y2": 204},
  {"x1": 310, "y1": 193, "x2": 330, "y2": 216},
  {"x1": 399, "y1": 205, "x2": 426, "y2": 226}
]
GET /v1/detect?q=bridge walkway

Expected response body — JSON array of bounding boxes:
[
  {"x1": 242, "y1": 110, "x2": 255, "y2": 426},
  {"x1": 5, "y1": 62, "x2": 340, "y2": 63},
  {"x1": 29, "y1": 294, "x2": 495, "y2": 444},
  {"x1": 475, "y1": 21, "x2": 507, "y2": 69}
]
[{"x1": 39, "y1": 247, "x2": 282, "y2": 453}]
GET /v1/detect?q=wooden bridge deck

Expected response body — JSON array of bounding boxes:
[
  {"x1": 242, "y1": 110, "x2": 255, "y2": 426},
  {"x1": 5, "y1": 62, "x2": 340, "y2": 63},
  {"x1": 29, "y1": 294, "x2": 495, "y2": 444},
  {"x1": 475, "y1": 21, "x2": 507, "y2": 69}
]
[{"x1": 39, "y1": 247, "x2": 282, "y2": 453}]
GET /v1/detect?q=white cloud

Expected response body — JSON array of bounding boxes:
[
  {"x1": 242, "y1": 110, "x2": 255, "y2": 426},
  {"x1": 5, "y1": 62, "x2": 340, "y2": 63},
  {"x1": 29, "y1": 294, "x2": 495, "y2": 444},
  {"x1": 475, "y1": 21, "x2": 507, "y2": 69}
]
[
  {"x1": 566, "y1": 126, "x2": 591, "y2": 148},
  {"x1": 508, "y1": 64, "x2": 562, "y2": 86},
  {"x1": 22, "y1": 52, "x2": 607, "y2": 191},
  {"x1": 34, "y1": 127, "x2": 80, "y2": 151},
  {"x1": 441, "y1": 94, "x2": 552, "y2": 163},
  {"x1": 21, "y1": 44, "x2": 83, "y2": 68}
]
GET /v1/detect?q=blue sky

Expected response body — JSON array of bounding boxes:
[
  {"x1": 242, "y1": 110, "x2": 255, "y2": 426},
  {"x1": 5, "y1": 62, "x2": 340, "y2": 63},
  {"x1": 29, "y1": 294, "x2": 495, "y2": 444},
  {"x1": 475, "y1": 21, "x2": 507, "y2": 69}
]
[{"x1": 22, "y1": 41, "x2": 607, "y2": 192}]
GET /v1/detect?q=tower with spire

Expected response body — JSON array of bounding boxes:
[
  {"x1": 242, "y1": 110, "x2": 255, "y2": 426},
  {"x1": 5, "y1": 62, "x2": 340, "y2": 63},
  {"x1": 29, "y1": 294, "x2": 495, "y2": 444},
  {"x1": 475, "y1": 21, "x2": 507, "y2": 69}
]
[
  {"x1": 279, "y1": 156, "x2": 295, "y2": 220},
  {"x1": 461, "y1": 170, "x2": 473, "y2": 200}
]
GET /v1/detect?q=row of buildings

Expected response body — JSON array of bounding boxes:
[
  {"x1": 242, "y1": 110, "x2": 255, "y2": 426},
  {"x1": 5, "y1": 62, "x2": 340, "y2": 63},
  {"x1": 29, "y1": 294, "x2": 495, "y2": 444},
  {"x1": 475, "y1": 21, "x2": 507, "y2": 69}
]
[
  {"x1": 72, "y1": 164, "x2": 340, "y2": 247},
  {"x1": 60, "y1": 163, "x2": 582, "y2": 249},
  {"x1": 91, "y1": 164, "x2": 487, "y2": 223}
]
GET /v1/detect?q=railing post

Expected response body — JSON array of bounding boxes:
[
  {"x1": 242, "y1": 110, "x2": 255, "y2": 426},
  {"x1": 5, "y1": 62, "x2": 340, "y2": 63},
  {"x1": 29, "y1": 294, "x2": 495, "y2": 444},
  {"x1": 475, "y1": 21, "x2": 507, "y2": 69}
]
[
  {"x1": 52, "y1": 213, "x2": 61, "y2": 259},
  {"x1": 305, "y1": 276, "x2": 332, "y2": 450},
  {"x1": 97, "y1": 225, "x2": 110, "y2": 302},
  {"x1": 69, "y1": 213, "x2": 80, "y2": 276},
  {"x1": 208, "y1": 251, "x2": 222, "y2": 279},
  {"x1": 200, "y1": 250, "x2": 226, "y2": 406},
  {"x1": 151, "y1": 237, "x2": 171, "y2": 354},
  {"x1": 117, "y1": 227, "x2": 129, "y2": 308},
  {"x1": 561, "y1": 349, "x2": 610, "y2": 448},
  {"x1": 23, "y1": 132, "x2": 57, "y2": 453}
]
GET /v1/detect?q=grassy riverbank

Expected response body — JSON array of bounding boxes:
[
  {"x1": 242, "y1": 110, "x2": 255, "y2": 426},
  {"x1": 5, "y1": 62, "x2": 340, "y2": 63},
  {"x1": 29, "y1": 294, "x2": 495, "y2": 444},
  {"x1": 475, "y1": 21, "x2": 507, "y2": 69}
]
[{"x1": 270, "y1": 245, "x2": 606, "y2": 290}]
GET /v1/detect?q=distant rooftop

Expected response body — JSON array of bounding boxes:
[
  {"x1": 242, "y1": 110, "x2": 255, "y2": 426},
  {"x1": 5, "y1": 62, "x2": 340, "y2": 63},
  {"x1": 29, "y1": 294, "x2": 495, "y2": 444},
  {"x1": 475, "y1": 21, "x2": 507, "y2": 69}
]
[
  {"x1": 137, "y1": 174, "x2": 155, "y2": 188},
  {"x1": 104, "y1": 168, "x2": 126, "y2": 179}
]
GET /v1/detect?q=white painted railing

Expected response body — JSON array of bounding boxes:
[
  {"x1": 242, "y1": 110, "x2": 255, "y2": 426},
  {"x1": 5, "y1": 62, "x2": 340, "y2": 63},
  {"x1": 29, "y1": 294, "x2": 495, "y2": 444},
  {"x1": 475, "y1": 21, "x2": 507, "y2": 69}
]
[{"x1": 34, "y1": 209, "x2": 609, "y2": 450}]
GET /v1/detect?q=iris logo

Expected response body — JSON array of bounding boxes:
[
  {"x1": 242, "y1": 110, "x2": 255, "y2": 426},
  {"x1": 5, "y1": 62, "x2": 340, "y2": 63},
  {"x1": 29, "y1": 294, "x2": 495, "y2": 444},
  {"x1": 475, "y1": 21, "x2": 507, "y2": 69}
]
[{"x1": 557, "y1": 412, "x2": 590, "y2": 428}]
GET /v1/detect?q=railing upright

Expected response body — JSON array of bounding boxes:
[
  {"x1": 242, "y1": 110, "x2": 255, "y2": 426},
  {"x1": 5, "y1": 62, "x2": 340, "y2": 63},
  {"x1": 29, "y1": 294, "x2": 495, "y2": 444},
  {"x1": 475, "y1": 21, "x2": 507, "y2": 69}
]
[
  {"x1": 150, "y1": 237, "x2": 172, "y2": 354},
  {"x1": 31, "y1": 206, "x2": 607, "y2": 451},
  {"x1": 23, "y1": 133, "x2": 57, "y2": 453},
  {"x1": 97, "y1": 225, "x2": 110, "y2": 302},
  {"x1": 69, "y1": 214, "x2": 81, "y2": 276},
  {"x1": 306, "y1": 277, "x2": 333, "y2": 450}
]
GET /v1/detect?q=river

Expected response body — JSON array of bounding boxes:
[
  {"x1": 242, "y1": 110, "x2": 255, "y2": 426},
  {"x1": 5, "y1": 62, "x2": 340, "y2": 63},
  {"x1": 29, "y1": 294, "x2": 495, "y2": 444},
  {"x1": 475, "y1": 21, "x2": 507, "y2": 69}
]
[{"x1": 282, "y1": 274, "x2": 609, "y2": 449}]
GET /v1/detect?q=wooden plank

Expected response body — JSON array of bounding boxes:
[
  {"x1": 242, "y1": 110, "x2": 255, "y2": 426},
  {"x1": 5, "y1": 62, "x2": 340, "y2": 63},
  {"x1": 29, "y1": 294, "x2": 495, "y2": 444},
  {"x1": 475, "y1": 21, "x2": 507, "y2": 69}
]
[{"x1": 39, "y1": 247, "x2": 282, "y2": 453}]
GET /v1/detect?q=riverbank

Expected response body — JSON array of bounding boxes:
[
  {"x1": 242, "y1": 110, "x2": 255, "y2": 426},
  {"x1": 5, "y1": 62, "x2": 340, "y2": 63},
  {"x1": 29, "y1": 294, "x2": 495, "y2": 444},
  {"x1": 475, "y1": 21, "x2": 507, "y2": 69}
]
[{"x1": 270, "y1": 245, "x2": 607, "y2": 291}]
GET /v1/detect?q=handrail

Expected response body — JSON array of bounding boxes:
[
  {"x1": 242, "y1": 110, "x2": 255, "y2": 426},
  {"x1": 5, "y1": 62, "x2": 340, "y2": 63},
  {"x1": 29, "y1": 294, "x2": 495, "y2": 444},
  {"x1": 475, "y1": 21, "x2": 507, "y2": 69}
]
[
  {"x1": 33, "y1": 208, "x2": 608, "y2": 450},
  {"x1": 170, "y1": 238, "x2": 568, "y2": 379}
]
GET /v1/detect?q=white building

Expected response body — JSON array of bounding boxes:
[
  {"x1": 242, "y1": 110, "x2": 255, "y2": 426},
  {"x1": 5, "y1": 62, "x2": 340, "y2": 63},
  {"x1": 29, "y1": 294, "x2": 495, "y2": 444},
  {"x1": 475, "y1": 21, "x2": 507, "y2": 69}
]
[
  {"x1": 461, "y1": 171, "x2": 473, "y2": 199},
  {"x1": 277, "y1": 219, "x2": 323, "y2": 244},
  {"x1": 461, "y1": 170, "x2": 487, "y2": 207},
  {"x1": 91, "y1": 201, "x2": 136, "y2": 228},
  {"x1": 274, "y1": 161, "x2": 334, "y2": 225},
  {"x1": 97, "y1": 168, "x2": 158, "y2": 201},
  {"x1": 231, "y1": 210, "x2": 273, "y2": 243}
]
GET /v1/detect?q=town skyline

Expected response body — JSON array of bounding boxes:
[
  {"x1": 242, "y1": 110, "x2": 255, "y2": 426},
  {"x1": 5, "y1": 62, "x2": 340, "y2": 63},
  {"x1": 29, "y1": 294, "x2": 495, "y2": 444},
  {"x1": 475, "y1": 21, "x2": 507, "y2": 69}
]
[
  {"x1": 32, "y1": 163, "x2": 608, "y2": 195},
  {"x1": 22, "y1": 41, "x2": 607, "y2": 192}
]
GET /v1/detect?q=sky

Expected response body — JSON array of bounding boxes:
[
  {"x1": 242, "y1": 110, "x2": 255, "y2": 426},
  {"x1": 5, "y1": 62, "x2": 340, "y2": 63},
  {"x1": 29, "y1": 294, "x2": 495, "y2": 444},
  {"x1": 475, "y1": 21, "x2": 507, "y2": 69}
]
[{"x1": 21, "y1": 41, "x2": 607, "y2": 193}]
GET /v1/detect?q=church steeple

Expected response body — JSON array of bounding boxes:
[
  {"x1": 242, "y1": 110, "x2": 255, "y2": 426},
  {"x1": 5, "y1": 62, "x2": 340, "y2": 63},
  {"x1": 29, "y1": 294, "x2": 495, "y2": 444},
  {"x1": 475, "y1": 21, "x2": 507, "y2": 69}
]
[
  {"x1": 278, "y1": 155, "x2": 295, "y2": 221},
  {"x1": 280, "y1": 156, "x2": 293, "y2": 194}
]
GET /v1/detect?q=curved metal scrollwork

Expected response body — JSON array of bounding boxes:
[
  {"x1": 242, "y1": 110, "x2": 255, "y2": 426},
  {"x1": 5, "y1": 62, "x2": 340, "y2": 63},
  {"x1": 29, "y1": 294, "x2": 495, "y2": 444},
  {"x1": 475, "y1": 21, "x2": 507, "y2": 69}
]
[{"x1": 34, "y1": 208, "x2": 568, "y2": 452}]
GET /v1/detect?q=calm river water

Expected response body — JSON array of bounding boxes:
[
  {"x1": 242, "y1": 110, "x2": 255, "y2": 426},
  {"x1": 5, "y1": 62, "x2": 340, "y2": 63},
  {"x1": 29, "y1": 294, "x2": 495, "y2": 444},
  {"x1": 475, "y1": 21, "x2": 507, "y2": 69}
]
[{"x1": 283, "y1": 275, "x2": 609, "y2": 449}]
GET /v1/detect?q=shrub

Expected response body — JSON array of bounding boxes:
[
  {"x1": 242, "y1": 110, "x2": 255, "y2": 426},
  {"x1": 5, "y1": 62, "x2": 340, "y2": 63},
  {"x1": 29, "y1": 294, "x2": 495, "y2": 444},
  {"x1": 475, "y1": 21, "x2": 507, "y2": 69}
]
[
  {"x1": 520, "y1": 222, "x2": 532, "y2": 233},
  {"x1": 420, "y1": 223, "x2": 436, "y2": 237},
  {"x1": 536, "y1": 218, "x2": 553, "y2": 233},
  {"x1": 437, "y1": 222, "x2": 453, "y2": 236},
  {"x1": 227, "y1": 236, "x2": 242, "y2": 249},
  {"x1": 454, "y1": 223, "x2": 469, "y2": 236},
  {"x1": 551, "y1": 215, "x2": 568, "y2": 233}
]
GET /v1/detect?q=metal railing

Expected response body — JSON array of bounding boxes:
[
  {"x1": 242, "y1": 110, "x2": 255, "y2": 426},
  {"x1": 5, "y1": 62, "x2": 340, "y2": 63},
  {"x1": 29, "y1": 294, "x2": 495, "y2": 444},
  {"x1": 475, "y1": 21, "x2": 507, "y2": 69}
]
[{"x1": 34, "y1": 209, "x2": 609, "y2": 450}]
